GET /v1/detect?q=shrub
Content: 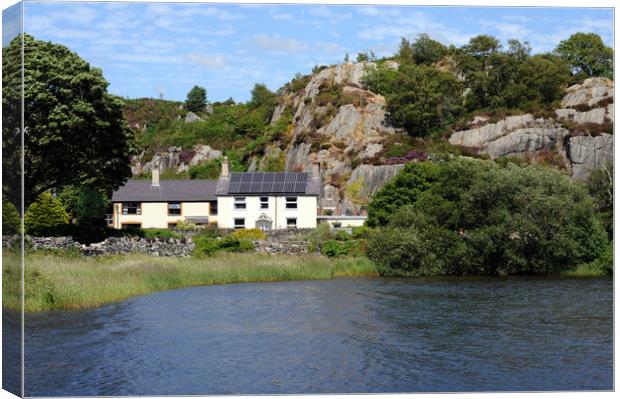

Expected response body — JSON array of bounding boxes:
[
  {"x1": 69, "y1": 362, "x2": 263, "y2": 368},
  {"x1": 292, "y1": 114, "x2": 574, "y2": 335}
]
[
  {"x1": 321, "y1": 240, "x2": 346, "y2": 257},
  {"x1": 142, "y1": 228, "x2": 183, "y2": 239},
  {"x1": 230, "y1": 228, "x2": 267, "y2": 240},
  {"x1": 306, "y1": 222, "x2": 333, "y2": 251},
  {"x1": 335, "y1": 230, "x2": 350, "y2": 241},
  {"x1": 24, "y1": 192, "x2": 70, "y2": 236},
  {"x1": 218, "y1": 236, "x2": 255, "y2": 253},
  {"x1": 351, "y1": 226, "x2": 373, "y2": 239},
  {"x1": 193, "y1": 235, "x2": 221, "y2": 257}
]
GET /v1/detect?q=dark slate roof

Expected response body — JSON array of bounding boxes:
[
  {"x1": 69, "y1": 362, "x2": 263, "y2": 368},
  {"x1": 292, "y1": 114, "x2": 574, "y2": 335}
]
[
  {"x1": 216, "y1": 172, "x2": 321, "y2": 196},
  {"x1": 111, "y1": 179, "x2": 217, "y2": 202}
]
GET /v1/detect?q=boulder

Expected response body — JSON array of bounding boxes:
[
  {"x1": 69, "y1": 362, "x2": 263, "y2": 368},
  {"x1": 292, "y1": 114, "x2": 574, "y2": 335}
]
[{"x1": 184, "y1": 112, "x2": 203, "y2": 123}]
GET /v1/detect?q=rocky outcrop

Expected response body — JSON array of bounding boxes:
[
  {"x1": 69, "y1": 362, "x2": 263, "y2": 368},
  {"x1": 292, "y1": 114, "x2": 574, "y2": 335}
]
[
  {"x1": 448, "y1": 77, "x2": 614, "y2": 180},
  {"x1": 273, "y1": 61, "x2": 407, "y2": 210},
  {"x1": 561, "y1": 78, "x2": 613, "y2": 108},
  {"x1": 132, "y1": 144, "x2": 222, "y2": 176},
  {"x1": 568, "y1": 133, "x2": 614, "y2": 180}
]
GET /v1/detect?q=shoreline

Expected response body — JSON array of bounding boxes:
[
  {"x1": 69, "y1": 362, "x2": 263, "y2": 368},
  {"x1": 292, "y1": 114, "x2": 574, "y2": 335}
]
[
  {"x1": 2, "y1": 251, "x2": 378, "y2": 312},
  {"x1": 2, "y1": 250, "x2": 609, "y2": 313}
]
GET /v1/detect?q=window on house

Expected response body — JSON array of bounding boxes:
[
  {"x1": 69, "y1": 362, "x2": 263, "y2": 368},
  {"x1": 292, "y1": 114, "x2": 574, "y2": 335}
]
[
  {"x1": 122, "y1": 202, "x2": 141, "y2": 215},
  {"x1": 234, "y1": 197, "x2": 246, "y2": 209},
  {"x1": 286, "y1": 197, "x2": 297, "y2": 209},
  {"x1": 286, "y1": 218, "x2": 297, "y2": 228},
  {"x1": 260, "y1": 197, "x2": 269, "y2": 209},
  {"x1": 234, "y1": 218, "x2": 245, "y2": 229},
  {"x1": 209, "y1": 201, "x2": 218, "y2": 215},
  {"x1": 168, "y1": 222, "x2": 178, "y2": 229},
  {"x1": 168, "y1": 202, "x2": 181, "y2": 216},
  {"x1": 333, "y1": 222, "x2": 342, "y2": 228},
  {"x1": 121, "y1": 223, "x2": 141, "y2": 230}
]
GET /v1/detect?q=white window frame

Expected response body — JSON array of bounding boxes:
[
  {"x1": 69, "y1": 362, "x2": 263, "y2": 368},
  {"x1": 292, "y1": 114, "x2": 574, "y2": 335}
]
[
  {"x1": 168, "y1": 202, "x2": 181, "y2": 216},
  {"x1": 286, "y1": 218, "x2": 297, "y2": 228},
  {"x1": 260, "y1": 196, "x2": 269, "y2": 209},
  {"x1": 234, "y1": 197, "x2": 246, "y2": 210},
  {"x1": 122, "y1": 202, "x2": 141, "y2": 215},
  {"x1": 234, "y1": 218, "x2": 245, "y2": 229},
  {"x1": 285, "y1": 196, "x2": 297, "y2": 209}
]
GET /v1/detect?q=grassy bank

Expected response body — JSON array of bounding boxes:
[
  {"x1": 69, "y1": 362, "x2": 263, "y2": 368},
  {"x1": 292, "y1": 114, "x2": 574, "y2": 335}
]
[{"x1": 2, "y1": 250, "x2": 378, "y2": 312}]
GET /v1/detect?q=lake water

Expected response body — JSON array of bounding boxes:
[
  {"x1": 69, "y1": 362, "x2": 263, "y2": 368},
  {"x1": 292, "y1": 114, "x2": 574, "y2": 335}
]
[{"x1": 4, "y1": 277, "x2": 613, "y2": 395}]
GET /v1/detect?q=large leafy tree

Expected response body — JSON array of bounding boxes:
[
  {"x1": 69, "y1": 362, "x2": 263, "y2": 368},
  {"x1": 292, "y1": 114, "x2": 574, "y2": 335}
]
[
  {"x1": 555, "y1": 33, "x2": 613, "y2": 78},
  {"x1": 410, "y1": 33, "x2": 448, "y2": 65},
  {"x1": 2, "y1": 34, "x2": 133, "y2": 207},
  {"x1": 366, "y1": 63, "x2": 463, "y2": 136},
  {"x1": 367, "y1": 159, "x2": 608, "y2": 276},
  {"x1": 185, "y1": 85, "x2": 207, "y2": 113}
]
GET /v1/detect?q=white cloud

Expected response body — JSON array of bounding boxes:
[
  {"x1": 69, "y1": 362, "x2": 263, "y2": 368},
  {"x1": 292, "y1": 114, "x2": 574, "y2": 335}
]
[
  {"x1": 479, "y1": 20, "x2": 530, "y2": 39},
  {"x1": 356, "y1": 6, "x2": 401, "y2": 18},
  {"x1": 502, "y1": 15, "x2": 531, "y2": 23},
  {"x1": 272, "y1": 13, "x2": 294, "y2": 22},
  {"x1": 307, "y1": 6, "x2": 351, "y2": 24},
  {"x1": 314, "y1": 41, "x2": 346, "y2": 55},
  {"x1": 186, "y1": 53, "x2": 227, "y2": 69},
  {"x1": 253, "y1": 34, "x2": 308, "y2": 53}
]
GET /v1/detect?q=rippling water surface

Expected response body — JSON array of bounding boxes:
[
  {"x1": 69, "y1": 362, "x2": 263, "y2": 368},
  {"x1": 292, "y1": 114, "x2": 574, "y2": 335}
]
[{"x1": 7, "y1": 277, "x2": 613, "y2": 395}]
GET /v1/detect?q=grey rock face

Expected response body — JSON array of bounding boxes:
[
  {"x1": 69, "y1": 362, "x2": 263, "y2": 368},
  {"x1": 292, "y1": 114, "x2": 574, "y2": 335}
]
[
  {"x1": 485, "y1": 126, "x2": 570, "y2": 159},
  {"x1": 184, "y1": 111, "x2": 203, "y2": 123},
  {"x1": 448, "y1": 77, "x2": 614, "y2": 180},
  {"x1": 132, "y1": 144, "x2": 222, "y2": 176},
  {"x1": 561, "y1": 77, "x2": 613, "y2": 108},
  {"x1": 568, "y1": 134, "x2": 614, "y2": 180},
  {"x1": 347, "y1": 164, "x2": 405, "y2": 199}
]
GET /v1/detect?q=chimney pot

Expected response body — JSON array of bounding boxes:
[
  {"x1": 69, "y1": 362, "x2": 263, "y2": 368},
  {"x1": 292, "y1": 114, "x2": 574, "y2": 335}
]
[
  {"x1": 312, "y1": 161, "x2": 320, "y2": 179},
  {"x1": 221, "y1": 156, "x2": 230, "y2": 177},
  {"x1": 151, "y1": 169, "x2": 160, "y2": 187}
]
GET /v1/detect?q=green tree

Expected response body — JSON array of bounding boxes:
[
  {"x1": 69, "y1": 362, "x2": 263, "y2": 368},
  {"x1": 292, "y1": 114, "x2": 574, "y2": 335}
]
[
  {"x1": 555, "y1": 32, "x2": 613, "y2": 78},
  {"x1": 248, "y1": 83, "x2": 277, "y2": 122},
  {"x1": 410, "y1": 34, "x2": 448, "y2": 65},
  {"x1": 2, "y1": 199, "x2": 20, "y2": 234},
  {"x1": 397, "y1": 37, "x2": 413, "y2": 62},
  {"x1": 366, "y1": 63, "x2": 463, "y2": 136},
  {"x1": 586, "y1": 163, "x2": 613, "y2": 240},
  {"x1": 24, "y1": 191, "x2": 70, "y2": 236},
  {"x1": 2, "y1": 34, "x2": 133, "y2": 207},
  {"x1": 76, "y1": 187, "x2": 109, "y2": 226},
  {"x1": 367, "y1": 159, "x2": 608, "y2": 276},
  {"x1": 185, "y1": 85, "x2": 207, "y2": 113},
  {"x1": 366, "y1": 161, "x2": 441, "y2": 227}
]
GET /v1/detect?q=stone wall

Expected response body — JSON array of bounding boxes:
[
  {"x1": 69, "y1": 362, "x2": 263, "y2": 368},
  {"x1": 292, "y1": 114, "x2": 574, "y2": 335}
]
[
  {"x1": 253, "y1": 240, "x2": 312, "y2": 255},
  {"x1": 3, "y1": 235, "x2": 195, "y2": 257}
]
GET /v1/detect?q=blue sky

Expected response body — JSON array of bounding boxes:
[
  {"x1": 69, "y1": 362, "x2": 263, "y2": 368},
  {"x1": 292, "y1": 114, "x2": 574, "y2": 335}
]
[{"x1": 3, "y1": 1, "x2": 614, "y2": 102}]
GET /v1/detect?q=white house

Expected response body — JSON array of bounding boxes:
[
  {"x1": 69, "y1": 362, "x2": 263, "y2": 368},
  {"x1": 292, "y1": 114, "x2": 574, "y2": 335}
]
[
  {"x1": 110, "y1": 157, "x2": 329, "y2": 230},
  {"x1": 213, "y1": 158, "x2": 321, "y2": 230}
]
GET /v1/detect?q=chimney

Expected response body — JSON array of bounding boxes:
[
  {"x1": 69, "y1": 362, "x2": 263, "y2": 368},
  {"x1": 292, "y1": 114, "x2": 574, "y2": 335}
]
[
  {"x1": 221, "y1": 156, "x2": 229, "y2": 177},
  {"x1": 151, "y1": 168, "x2": 160, "y2": 187},
  {"x1": 312, "y1": 161, "x2": 320, "y2": 179}
]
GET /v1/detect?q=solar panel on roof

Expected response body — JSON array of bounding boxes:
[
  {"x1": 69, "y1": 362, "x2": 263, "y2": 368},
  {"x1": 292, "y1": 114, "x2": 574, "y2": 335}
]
[{"x1": 227, "y1": 172, "x2": 309, "y2": 194}]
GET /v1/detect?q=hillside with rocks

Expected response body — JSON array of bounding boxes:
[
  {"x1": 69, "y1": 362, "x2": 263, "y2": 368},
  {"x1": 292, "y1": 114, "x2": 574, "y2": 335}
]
[
  {"x1": 128, "y1": 60, "x2": 613, "y2": 215},
  {"x1": 449, "y1": 77, "x2": 613, "y2": 180}
]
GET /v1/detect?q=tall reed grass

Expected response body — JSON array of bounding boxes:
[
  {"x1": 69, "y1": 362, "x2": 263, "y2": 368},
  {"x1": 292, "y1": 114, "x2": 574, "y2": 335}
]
[{"x1": 2, "y1": 250, "x2": 378, "y2": 312}]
